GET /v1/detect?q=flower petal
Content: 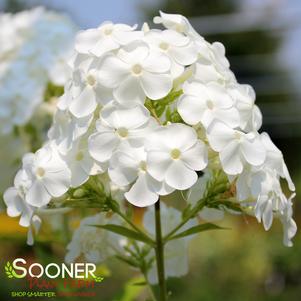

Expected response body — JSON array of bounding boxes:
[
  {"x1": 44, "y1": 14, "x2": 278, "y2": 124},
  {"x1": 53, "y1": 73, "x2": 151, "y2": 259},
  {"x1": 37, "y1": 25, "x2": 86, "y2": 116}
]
[
  {"x1": 165, "y1": 160, "x2": 197, "y2": 190},
  {"x1": 147, "y1": 151, "x2": 172, "y2": 181},
  {"x1": 114, "y1": 75, "x2": 145, "y2": 104},
  {"x1": 143, "y1": 51, "x2": 171, "y2": 73},
  {"x1": 69, "y1": 87, "x2": 97, "y2": 118},
  {"x1": 90, "y1": 37, "x2": 119, "y2": 57},
  {"x1": 43, "y1": 169, "x2": 71, "y2": 198},
  {"x1": 3, "y1": 188, "x2": 23, "y2": 217},
  {"x1": 98, "y1": 55, "x2": 130, "y2": 88},
  {"x1": 219, "y1": 140, "x2": 243, "y2": 175},
  {"x1": 169, "y1": 42, "x2": 198, "y2": 65},
  {"x1": 75, "y1": 29, "x2": 102, "y2": 53},
  {"x1": 207, "y1": 121, "x2": 235, "y2": 151},
  {"x1": 177, "y1": 95, "x2": 206, "y2": 125},
  {"x1": 181, "y1": 140, "x2": 208, "y2": 171},
  {"x1": 140, "y1": 71, "x2": 172, "y2": 100},
  {"x1": 26, "y1": 180, "x2": 51, "y2": 207},
  {"x1": 69, "y1": 163, "x2": 90, "y2": 187},
  {"x1": 125, "y1": 174, "x2": 159, "y2": 207},
  {"x1": 88, "y1": 132, "x2": 119, "y2": 162},
  {"x1": 241, "y1": 135, "x2": 266, "y2": 166}
]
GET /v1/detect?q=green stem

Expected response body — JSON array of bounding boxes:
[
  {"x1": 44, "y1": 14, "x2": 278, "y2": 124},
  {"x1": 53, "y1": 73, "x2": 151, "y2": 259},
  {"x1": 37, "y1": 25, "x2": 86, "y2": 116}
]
[{"x1": 154, "y1": 200, "x2": 167, "y2": 301}]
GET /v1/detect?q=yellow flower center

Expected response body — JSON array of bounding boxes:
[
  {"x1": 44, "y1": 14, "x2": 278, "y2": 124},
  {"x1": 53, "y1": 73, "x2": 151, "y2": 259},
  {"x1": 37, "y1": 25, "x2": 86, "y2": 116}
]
[
  {"x1": 170, "y1": 148, "x2": 181, "y2": 160},
  {"x1": 86, "y1": 74, "x2": 96, "y2": 86},
  {"x1": 104, "y1": 27, "x2": 113, "y2": 35},
  {"x1": 132, "y1": 64, "x2": 142, "y2": 75},
  {"x1": 139, "y1": 161, "x2": 147, "y2": 172},
  {"x1": 206, "y1": 100, "x2": 214, "y2": 110},
  {"x1": 159, "y1": 42, "x2": 169, "y2": 51},
  {"x1": 36, "y1": 167, "x2": 45, "y2": 178},
  {"x1": 117, "y1": 127, "x2": 128, "y2": 138}
]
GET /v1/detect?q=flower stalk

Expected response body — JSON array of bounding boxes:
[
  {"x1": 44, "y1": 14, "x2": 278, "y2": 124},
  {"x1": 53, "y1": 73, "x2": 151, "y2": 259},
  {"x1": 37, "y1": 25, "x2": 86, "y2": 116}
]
[{"x1": 154, "y1": 200, "x2": 167, "y2": 301}]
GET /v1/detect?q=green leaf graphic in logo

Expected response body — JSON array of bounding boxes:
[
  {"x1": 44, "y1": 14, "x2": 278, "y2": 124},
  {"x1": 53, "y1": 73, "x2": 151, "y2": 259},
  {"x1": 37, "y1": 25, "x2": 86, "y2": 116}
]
[
  {"x1": 4, "y1": 261, "x2": 23, "y2": 279},
  {"x1": 92, "y1": 274, "x2": 104, "y2": 283}
]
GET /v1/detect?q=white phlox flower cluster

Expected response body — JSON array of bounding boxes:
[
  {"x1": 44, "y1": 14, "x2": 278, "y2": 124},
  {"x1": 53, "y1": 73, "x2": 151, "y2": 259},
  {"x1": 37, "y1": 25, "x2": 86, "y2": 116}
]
[
  {"x1": 4, "y1": 11, "x2": 297, "y2": 247},
  {"x1": 0, "y1": 7, "x2": 77, "y2": 134}
]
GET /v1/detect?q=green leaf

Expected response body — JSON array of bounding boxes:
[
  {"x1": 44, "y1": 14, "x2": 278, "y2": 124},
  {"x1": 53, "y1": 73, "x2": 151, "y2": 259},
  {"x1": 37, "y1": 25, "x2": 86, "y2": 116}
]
[
  {"x1": 115, "y1": 255, "x2": 140, "y2": 268},
  {"x1": 131, "y1": 281, "x2": 147, "y2": 286},
  {"x1": 90, "y1": 224, "x2": 154, "y2": 245},
  {"x1": 218, "y1": 201, "x2": 242, "y2": 213},
  {"x1": 117, "y1": 276, "x2": 146, "y2": 301},
  {"x1": 168, "y1": 223, "x2": 227, "y2": 241}
]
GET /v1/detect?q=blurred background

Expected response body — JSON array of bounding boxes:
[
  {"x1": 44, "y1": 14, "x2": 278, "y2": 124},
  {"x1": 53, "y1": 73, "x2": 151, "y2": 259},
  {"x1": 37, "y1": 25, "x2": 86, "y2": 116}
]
[{"x1": 0, "y1": 0, "x2": 300, "y2": 300}]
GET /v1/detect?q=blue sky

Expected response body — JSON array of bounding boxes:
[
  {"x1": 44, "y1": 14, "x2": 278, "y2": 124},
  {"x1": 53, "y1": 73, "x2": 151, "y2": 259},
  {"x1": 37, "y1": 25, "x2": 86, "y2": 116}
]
[{"x1": 0, "y1": 0, "x2": 157, "y2": 27}]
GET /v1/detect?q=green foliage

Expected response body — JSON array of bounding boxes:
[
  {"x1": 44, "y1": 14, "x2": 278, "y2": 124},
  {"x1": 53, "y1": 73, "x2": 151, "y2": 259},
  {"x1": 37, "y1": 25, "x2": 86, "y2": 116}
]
[
  {"x1": 168, "y1": 223, "x2": 227, "y2": 241},
  {"x1": 44, "y1": 82, "x2": 64, "y2": 102},
  {"x1": 91, "y1": 224, "x2": 154, "y2": 245},
  {"x1": 145, "y1": 89, "x2": 183, "y2": 123},
  {"x1": 117, "y1": 276, "x2": 147, "y2": 301}
]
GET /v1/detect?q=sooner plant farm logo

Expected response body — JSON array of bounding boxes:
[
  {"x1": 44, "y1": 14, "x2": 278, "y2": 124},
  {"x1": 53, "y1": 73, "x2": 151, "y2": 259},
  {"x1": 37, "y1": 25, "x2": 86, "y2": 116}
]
[
  {"x1": 4, "y1": 258, "x2": 104, "y2": 298},
  {"x1": 4, "y1": 258, "x2": 103, "y2": 282}
]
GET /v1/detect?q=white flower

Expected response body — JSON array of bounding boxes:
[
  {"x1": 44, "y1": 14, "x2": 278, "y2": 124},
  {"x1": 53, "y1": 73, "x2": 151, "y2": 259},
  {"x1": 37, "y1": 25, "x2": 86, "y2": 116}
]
[
  {"x1": 75, "y1": 22, "x2": 143, "y2": 57},
  {"x1": 0, "y1": 68, "x2": 44, "y2": 134},
  {"x1": 26, "y1": 215, "x2": 42, "y2": 246},
  {"x1": 146, "y1": 123, "x2": 208, "y2": 190},
  {"x1": 0, "y1": 7, "x2": 77, "y2": 134},
  {"x1": 279, "y1": 194, "x2": 297, "y2": 247},
  {"x1": 228, "y1": 83, "x2": 262, "y2": 131},
  {"x1": 48, "y1": 108, "x2": 93, "y2": 155},
  {"x1": 193, "y1": 42, "x2": 235, "y2": 85},
  {"x1": 254, "y1": 168, "x2": 286, "y2": 230},
  {"x1": 260, "y1": 132, "x2": 295, "y2": 191},
  {"x1": 3, "y1": 11, "x2": 296, "y2": 251},
  {"x1": 64, "y1": 138, "x2": 105, "y2": 187},
  {"x1": 153, "y1": 11, "x2": 200, "y2": 39},
  {"x1": 234, "y1": 166, "x2": 264, "y2": 201},
  {"x1": 65, "y1": 213, "x2": 123, "y2": 263},
  {"x1": 88, "y1": 103, "x2": 152, "y2": 163},
  {"x1": 178, "y1": 81, "x2": 239, "y2": 128},
  {"x1": 63, "y1": 57, "x2": 113, "y2": 118},
  {"x1": 109, "y1": 146, "x2": 174, "y2": 207},
  {"x1": 3, "y1": 169, "x2": 34, "y2": 227},
  {"x1": 3, "y1": 169, "x2": 42, "y2": 245},
  {"x1": 22, "y1": 143, "x2": 71, "y2": 207},
  {"x1": 145, "y1": 29, "x2": 198, "y2": 78},
  {"x1": 143, "y1": 203, "x2": 197, "y2": 284},
  {"x1": 98, "y1": 41, "x2": 172, "y2": 104},
  {"x1": 67, "y1": 60, "x2": 113, "y2": 118},
  {"x1": 207, "y1": 121, "x2": 266, "y2": 175}
]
